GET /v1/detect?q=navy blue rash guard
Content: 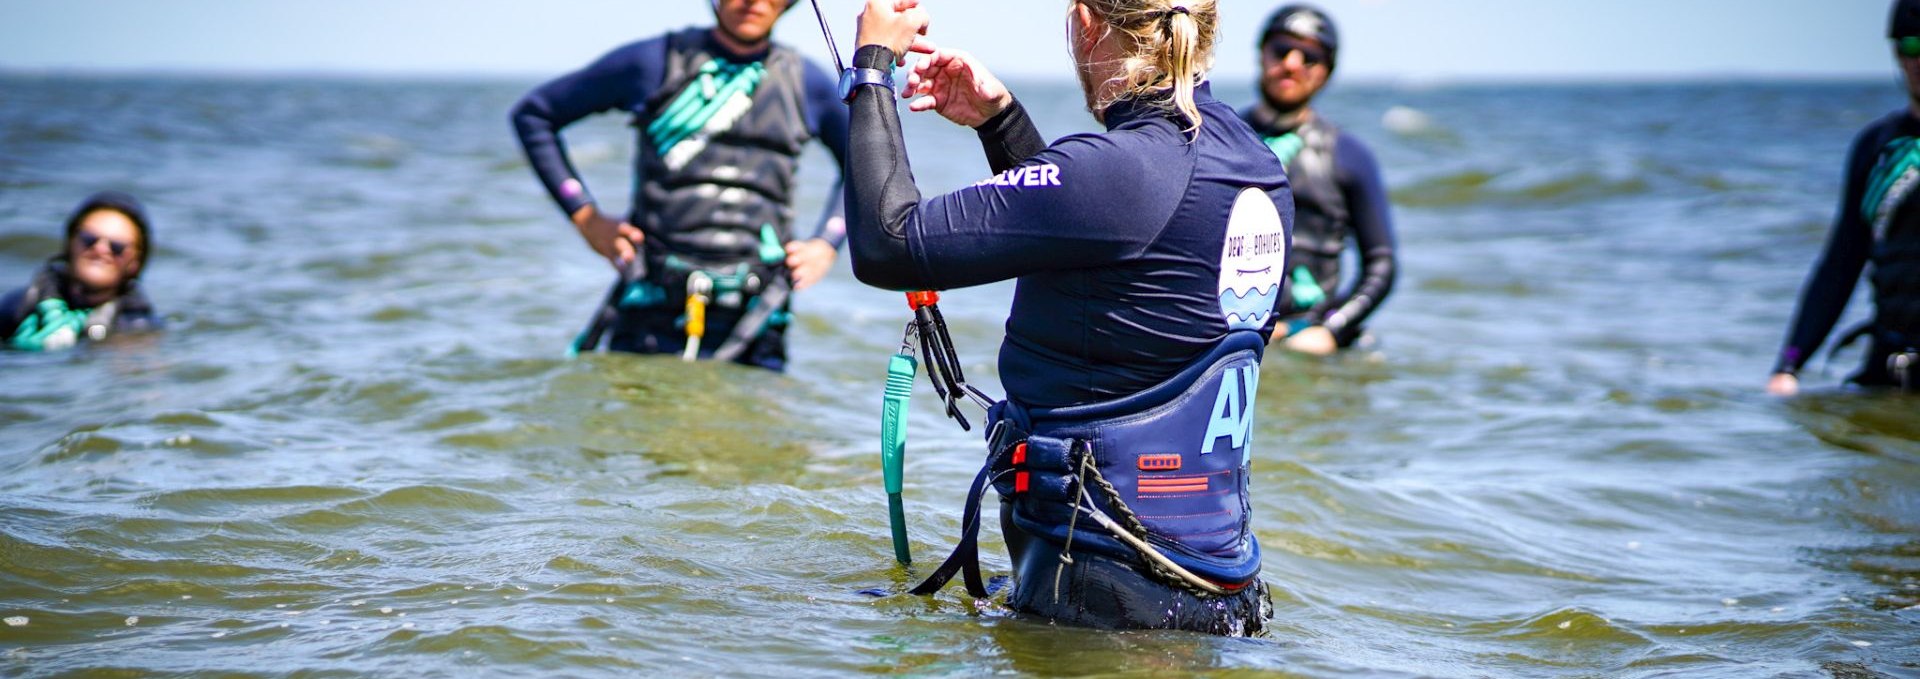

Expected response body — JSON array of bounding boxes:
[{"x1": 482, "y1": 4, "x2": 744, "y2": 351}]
[
  {"x1": 844, "y1": 47, "x2": 1294, "y2": 408},
  {"x1": 1777, "y1": 110, "x2": 1920, "y2": 379},
  {"x1": 510, "y1": 29, "x2": 852, "y2": 245}
]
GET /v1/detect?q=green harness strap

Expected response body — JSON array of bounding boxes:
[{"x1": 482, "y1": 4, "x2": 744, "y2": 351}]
[
  {"x1": 646, "y1": 59, "x2": 767, "y2": 158},
  {"x1": 1264, "y1": 132, "x2": 1306, "y2": 168},
  {"x1": 1862, "y1": 136, "x2": 1920, "y2": 236}
]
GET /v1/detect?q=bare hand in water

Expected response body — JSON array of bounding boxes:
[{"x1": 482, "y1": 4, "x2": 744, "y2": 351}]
[
  {"x1": 1283, "y1": 325, "x2": 1339, "y2": 356},
  {"x1": 1766, "y1": 372, "x2": 1800, "y2": 397}
]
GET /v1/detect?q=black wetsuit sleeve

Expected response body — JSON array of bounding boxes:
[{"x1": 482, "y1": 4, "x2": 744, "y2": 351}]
[
  {"x1": 803, "y1": 59, "x2": 851, "y2": 248},
  {"x1": 975, "y1": 100, "x2": 1047, "y2": 174},
  {"x1": 844, "y1": 46, "x2": 1170, "y2": 292},
  {"x1": 1323, "y1": 135, "x2": 1397, "y2": 344},
  {"x1": 1775, "y1": 129, "x2": 1878, "y2": 374},
  {"x1": 510, "y1": 39, "x2": 666, "y2": 218}
]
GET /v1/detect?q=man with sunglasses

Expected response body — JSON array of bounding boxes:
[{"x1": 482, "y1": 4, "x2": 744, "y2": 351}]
[
  {"x1": 511, "y1": 0, "x2": 849, "y2": 370},
  {"x1": 1242, "y1": 4, "x2": 1397, "y2": 356},
  {"x1": 1, "y1": 191, "x2": 160, "y2": 352},
  {"x1": 1769, "y1": 0, "x2": 1920, "y2": 394}
]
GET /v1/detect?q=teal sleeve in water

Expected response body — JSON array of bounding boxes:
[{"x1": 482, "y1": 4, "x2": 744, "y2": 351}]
[{"x1": 9, "y1": 299, "x2": 87, "y2": 352}]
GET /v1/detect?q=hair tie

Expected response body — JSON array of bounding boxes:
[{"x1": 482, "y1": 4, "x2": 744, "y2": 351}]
[{"x1": 1166, "y1": 5, "x2": 1190, "y2": 17}]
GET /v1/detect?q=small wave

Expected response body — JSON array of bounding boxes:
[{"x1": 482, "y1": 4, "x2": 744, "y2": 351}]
[
  {"x1": 1396, "y1": 169, "x2": 1651, "y2": 209},
  {"x1": 0, "y1": 232, "x2": 61, "y2": 260}
]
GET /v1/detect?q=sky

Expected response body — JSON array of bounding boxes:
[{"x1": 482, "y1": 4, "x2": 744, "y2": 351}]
[{"x1": 0, "y1": 0, "x2": 1894, "y2": 82}]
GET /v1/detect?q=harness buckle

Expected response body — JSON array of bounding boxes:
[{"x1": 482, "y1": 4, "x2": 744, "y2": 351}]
[{"x1": 683, "y1": 271, "x2": 713, "y2": 361}]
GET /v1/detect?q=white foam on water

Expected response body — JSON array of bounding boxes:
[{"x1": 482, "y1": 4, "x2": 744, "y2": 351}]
[
  {"x1": 1556, "y1": 620, "x2": 1571, "y2": 630},
  {"x1": 211, "y1": 631, "x2": 226, "y2": 638},
  {"x1": 379, "y1": 607, "x2": 393, "y2": 614},
  {"x1": 1722, "y1": 598, "x2": 1739, "y2": 607},
  {"x1": 4, "y1": 616, "x2": 27, "y2": 627},
  {"x1": 1852, "y1": 640, "x2": 1872, "y2": 647},
  {"x1": 124, "y1": 616, "x2": 139, "y2": 626}
]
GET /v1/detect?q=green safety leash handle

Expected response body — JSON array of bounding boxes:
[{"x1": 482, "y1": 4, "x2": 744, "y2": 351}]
[{"x1": 882, "y1": 351, "x2": 917, "y2": 565}]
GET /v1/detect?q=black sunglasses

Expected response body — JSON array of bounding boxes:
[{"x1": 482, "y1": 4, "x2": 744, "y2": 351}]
[
  {"x1": 1265, "y1": 39, "x2": 1328, "y2": 67},
  {"x1": 76, "y1": 231, "x2": 133, "y2": 257}
]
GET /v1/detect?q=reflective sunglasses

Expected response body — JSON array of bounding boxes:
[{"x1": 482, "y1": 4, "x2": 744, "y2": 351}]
[
  {"x1": 1900, "y1": 36, "x2": 1920, "y2": 59},
  {"x1": 1264, "y1": 39, "x2": 1328, "y2": 67},
  {"x1": 76, "y1": 231, "x2": 134, "y2": 258}
]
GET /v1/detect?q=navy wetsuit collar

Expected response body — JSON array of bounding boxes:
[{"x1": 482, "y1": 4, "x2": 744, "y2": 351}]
[{"x1": 1103, "y1": 81, "x2": 1215, "y2": 131}]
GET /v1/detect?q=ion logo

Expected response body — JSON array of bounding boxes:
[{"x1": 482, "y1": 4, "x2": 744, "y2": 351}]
[{"x1": 1137, "y1": 454, "x2": 1183, "y2": 472}]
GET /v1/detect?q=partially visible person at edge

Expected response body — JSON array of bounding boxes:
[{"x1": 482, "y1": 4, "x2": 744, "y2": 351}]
[
  {"x1": 510, "y1": 0, "x2": 851, "y2": 371},
  {"x1": 1241, "y1": 4, "x2": 1396, "y2": 356},
  {"x1": 1769, "y1": 0, "x2": 1920, "y2": 395},
  {"x1": 0, "y1": 192, "x2": 160, "y2": 352},
  {"x1": 845, "y1": 0, "x2": 1292, "y2": 635}
]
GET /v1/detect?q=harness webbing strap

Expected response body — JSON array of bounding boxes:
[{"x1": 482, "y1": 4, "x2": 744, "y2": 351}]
[{"x1": 908, "y1": 445, "x2": 1004, "y2": 598}]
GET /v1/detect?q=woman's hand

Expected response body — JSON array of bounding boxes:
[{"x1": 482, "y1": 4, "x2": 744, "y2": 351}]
[
  {"x1": 905, "y1": 47, "x2": 1013, "y2": 128},
  {"x1": 856, "y1": 0, "x2": 933, "y2": 66}
]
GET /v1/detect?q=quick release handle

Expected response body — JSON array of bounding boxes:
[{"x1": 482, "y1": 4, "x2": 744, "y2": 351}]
[{"x1": 881, "y1": 353, "x2": 917, "y2": 495}]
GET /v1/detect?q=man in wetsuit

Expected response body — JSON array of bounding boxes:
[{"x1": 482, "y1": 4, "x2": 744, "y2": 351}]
[
  {"x1": 846, "y1": 0, "x2": 1290, "y2": 635},
  {"x1": 1, "y1": 191, "x2": 161, "y2": 352},
  {"x1": 1769, "y1": 0, "x2": 1920, "y2": 395},
  {"x1": 511, "y1": 0, "x2": 850, "y2": 371},
  {"x1": 1242, "y1": 5, "x2": 1396, "y2": 356}
]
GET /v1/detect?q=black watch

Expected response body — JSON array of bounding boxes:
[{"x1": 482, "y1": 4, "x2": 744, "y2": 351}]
[{"x1": 838, "y1": 67, "x2": 894, "y2": 103}]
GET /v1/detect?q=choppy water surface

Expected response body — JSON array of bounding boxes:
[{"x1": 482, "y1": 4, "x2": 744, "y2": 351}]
[{"x1": 2, "y1": 72, "x2": 1917, "y2": 677}]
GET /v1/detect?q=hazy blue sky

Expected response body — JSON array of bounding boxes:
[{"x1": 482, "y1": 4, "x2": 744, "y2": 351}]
[{"x1": 0, "y1": 0, "x2": 1893, "y2": 82}]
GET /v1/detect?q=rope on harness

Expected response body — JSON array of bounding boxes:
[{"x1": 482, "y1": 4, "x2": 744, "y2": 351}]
[{"x1": 1069, "y1": 441, "x2": 1231, "y2": 598}]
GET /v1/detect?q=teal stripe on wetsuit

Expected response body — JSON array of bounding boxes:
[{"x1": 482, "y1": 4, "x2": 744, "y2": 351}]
[
  {"x1": 646, "y1": 59, "x2": 767, "y2": 157},
  {"x1": 1861, "y1": 136, "x2": 1920, "y2": 233}
]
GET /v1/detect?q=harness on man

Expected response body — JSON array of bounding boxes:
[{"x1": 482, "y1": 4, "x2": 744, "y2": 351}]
[{"x1": 1842, "y1": 134, "x2": 1920, "y2": 391}]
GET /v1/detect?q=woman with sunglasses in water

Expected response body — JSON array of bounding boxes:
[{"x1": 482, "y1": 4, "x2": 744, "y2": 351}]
[{"x1": 1, "y1": 191, "x2": 160, "y2": 352}]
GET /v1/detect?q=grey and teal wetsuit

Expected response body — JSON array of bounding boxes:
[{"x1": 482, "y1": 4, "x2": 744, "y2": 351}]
[
  {"x1": 1244, "y1": 103, "x2": 1396, "y2": 347},
  {"x1": 0, "y1": 259, "x2": 159, "y2": 352},
  {"x1": 843, "y1": 45, "x2": 1293, "y2": 634},
  {"x1": 511, "y1": 27, "x2": 851, "y2": 371},
  {"x1": 1777, "y1": 109, "x2": 1920, "y2": 389}
]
